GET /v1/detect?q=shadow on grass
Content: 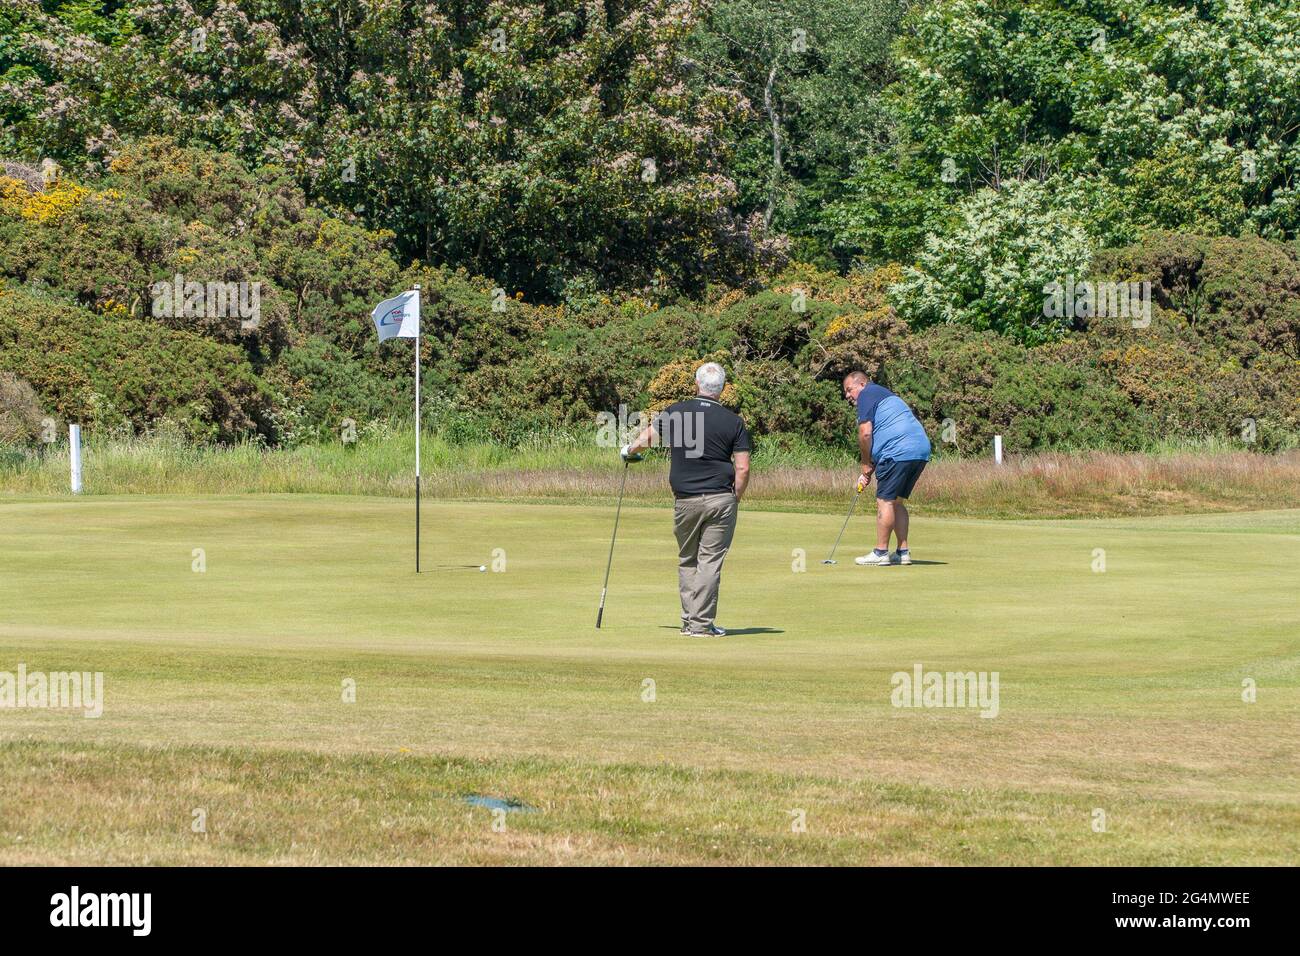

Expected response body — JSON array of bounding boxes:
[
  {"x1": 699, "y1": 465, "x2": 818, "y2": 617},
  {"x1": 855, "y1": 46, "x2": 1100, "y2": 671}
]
[
  {"x1": 658, "y1": 625, "x2": 785, "y2": 636},
  {"x1": 823, "y1": 560, "x2": 948, "y2": 566}
]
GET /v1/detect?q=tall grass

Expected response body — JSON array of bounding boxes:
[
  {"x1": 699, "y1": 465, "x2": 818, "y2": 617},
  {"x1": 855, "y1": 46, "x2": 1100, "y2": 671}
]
[{"x1": 3, "y1": 429, "x2": 1298, "y2": 517}]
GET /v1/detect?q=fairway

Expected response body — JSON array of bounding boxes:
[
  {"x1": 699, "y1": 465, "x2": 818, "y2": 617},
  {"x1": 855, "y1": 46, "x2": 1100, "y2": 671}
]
[{"x1": 1, "y1": 495, "x2": 1297, "y2": 865}]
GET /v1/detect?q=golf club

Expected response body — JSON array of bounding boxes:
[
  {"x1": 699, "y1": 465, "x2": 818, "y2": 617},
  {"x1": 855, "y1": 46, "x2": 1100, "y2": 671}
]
[
  {"x1": 595, "y1": 460, "x2": 631, "y2": 628},
  {"x1": 822, "y1": 486, "x2": 863, "y2": 564}
]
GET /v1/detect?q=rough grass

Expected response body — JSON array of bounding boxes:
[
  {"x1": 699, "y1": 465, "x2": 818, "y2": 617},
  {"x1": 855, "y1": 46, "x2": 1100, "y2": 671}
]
[
  {"x1": 3, "y1": 740, "x2": 1292, "y2": 865},
  {"x1": 2, "y1": 431, "x2": 1298, "y2": 518}
]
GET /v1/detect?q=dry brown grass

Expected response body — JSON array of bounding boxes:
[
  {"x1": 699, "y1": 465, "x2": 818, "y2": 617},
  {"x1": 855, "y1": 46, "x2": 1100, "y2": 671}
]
[
  {"x1": 430, "y1": 449, "x2": 1300, "y2": 518},
  {"x1": 4, "y1": 434, "x2": 1298, "y2": 518}
]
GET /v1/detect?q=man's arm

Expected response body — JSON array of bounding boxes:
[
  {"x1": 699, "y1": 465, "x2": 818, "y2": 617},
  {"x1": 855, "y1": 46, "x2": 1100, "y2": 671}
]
[
  {"x1": 858, "y1": 421, "x2": 874, "y2": 472},
  {"x1": 733, "y1": 451, "x2": 751, "y2": 501},
  {"x1": 857, "y1": 421, "x2": 874, "y2": 491}
]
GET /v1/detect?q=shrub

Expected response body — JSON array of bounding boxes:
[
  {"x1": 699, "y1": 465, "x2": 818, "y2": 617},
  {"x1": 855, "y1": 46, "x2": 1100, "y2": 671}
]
[
  {"x1": 0, "y1": 290, "x2": 274, "y2": 442},
  {"x1": 1092, "y1": 233, "x2": 1300, "y2": 363},
  {"x1": 730, "y1": 359, "x2": 847, "y2": 447},
  {"x1": 810, "y1": 264, "x2": 913, "y2": 380},
  {"x1": 647, "y1": 354, "x2": 741, "y2": 415},
  {"x1": 709, "y1": 289, "x2": 844, "y2": 363},
  {"x1": 105, "y1": 138, "x2": 273, "y2": 232},
  {"x1": 889, "y1": 326, "x2": 1152, "y2": 456},
  {"x1": 0, "y1": 369, "x2": 46, "y2": 445},
  {"x1": 271, "y1": 337, "x2": 405, "y2": 441},
  {"x1": 0, "y1": 181, "x2": 180, "y2": 318}
]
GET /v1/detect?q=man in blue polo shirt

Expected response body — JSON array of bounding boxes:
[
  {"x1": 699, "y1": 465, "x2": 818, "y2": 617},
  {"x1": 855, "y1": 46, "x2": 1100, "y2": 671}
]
[{"x1": 841, "y1": 371, "x2": 931, "y2": 566}]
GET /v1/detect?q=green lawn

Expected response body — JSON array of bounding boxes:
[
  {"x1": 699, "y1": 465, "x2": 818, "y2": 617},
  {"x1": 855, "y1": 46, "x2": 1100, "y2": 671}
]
[{"x1": 1, "y1": 495, "x2": 1297, "y2": 864}]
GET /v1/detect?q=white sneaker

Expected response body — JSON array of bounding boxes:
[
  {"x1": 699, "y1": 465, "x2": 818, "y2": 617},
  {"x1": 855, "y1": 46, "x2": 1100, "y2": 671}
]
[
  {"x1": 684, "y1": 624, "x2": 726, "y2": 637},
  {"x1": 891, "y1": 550, "x2": 912, "y2": 566},
  {"x1": 854, "y1": 551, "x2": 891, "y2": 566}
]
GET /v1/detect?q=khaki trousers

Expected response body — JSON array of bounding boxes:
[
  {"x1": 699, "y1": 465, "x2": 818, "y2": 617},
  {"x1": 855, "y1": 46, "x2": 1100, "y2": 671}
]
[{"x1": 673, "y1": 492, "x2": 738, "y2": 632}]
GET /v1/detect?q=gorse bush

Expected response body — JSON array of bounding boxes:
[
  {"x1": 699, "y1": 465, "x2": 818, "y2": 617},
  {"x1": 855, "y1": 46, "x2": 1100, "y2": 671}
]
[
  {"x1": 0, "y1": 369, "x2": 45, "y2": 445},
  {"x1": 0, "y1": 289, "x2": 274, "y2": 443},
  {"x1": 887, "y1": 326, "x2": 1154, "y2": 456},
  {"x1": 1092, "y1": 233, "x2": 1300, "y2": 363}
]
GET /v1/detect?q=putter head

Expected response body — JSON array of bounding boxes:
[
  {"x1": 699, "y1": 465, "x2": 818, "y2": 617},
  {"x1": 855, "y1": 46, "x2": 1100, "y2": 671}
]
[{"x1": 822, "y1": 559, "x2": 837, "y2": 565}]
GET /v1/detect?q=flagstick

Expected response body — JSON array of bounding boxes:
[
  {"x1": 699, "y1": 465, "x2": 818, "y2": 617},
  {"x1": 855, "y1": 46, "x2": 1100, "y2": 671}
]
[{"x1": 414, "y1": 284, "x2": 421, "y2": 574}]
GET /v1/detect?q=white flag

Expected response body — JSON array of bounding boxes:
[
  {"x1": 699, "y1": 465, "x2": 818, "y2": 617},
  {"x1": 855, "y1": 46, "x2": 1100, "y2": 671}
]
[{"x1": 371, "y1": 289, "x2": 420, "y2": 341}]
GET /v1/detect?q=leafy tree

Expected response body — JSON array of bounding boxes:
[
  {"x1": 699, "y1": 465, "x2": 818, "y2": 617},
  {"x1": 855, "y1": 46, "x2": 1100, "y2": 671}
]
[
  {"x1": 2, "y1": 1, "x2": 764, "y2": 300},
  {"x1": 687, "y1": 0, "x2": 909, "y2": 260},
  {"x1": 829, "y1": 0, "x2": 1300, "y2": 263}
]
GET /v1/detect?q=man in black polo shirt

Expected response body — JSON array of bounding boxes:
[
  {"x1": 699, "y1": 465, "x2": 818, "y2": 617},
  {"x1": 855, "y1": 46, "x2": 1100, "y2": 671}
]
[{"x1": 621, "y1": 362, "x2": 751, "y2": 637}]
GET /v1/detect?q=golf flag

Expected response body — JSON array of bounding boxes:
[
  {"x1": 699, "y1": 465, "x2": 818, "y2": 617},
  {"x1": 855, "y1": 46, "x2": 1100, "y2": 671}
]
[
  {"x1": 371, "y1": 289, "x2": 420, "y2": 341},
  {"x1": 371, "y1": 286, "x2": 423, "y2": 572}
]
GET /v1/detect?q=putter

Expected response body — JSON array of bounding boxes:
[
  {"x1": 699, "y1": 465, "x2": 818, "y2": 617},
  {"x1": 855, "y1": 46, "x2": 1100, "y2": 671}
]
[
  {"x1": 595, "y1": 460, "x2": 632, "y2": 628},
  {"x1": 822, "y1": 486, "x2": 863, "y2": 564}
]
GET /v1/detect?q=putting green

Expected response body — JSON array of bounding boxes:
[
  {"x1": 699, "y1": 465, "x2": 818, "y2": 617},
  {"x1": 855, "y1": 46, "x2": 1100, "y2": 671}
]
[{"x1": 0, "y1": 495, "x2": 1297, "y2": 864}]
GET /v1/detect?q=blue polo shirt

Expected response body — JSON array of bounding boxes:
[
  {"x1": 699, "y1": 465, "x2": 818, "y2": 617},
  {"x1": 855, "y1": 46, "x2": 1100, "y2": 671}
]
[{"x1": 857, "y1": 383, "x2": 930, "y2": 462}]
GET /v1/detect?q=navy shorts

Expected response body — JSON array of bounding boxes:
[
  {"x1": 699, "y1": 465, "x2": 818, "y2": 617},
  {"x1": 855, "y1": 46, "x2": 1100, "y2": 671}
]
[{"x1": 874, "y1": 458, "x2": 926, "y2": 501}]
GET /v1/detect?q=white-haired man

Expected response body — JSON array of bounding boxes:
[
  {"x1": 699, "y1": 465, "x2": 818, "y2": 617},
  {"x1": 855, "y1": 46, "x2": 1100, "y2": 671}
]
[{"x1": 622, "y1": 362, "x2": 751, "y2": 637}]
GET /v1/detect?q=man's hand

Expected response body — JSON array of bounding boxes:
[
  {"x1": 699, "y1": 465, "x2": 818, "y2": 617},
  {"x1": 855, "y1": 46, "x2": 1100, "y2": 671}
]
[
  {"x1": 622, "y1": 425, "x2": 655, "y2": 462},
  {"x1": 856, "y1": 469, "x2": 873, "y2": 494}
]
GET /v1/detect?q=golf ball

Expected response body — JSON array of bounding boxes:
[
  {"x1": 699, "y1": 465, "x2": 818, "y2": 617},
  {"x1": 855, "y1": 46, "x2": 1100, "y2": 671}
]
[{"x1": 479, "y1": 565, "x2": 487, "y2": 572}]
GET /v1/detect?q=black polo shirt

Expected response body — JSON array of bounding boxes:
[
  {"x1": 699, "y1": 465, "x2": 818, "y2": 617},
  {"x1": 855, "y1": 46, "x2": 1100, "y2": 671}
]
[{"x1": 653, "y1": 396, "x2": 751, "y2": 498}]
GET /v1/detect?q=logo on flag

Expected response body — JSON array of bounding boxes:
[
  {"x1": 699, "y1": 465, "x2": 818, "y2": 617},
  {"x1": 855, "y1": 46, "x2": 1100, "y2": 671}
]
[{"x1": 371, "y1": 289, "x2": 420, "y2": 341}]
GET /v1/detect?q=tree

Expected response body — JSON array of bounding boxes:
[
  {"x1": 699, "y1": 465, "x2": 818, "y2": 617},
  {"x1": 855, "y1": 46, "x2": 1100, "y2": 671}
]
[
  {"x1": 890, "y1": 178, "x2": 1093, "y2": 345},
  {"x1": 1, "y1": 0, "x2": 763, "y2": 300},
  {"x1": 688, "y1": 0, "x2": 909, "y2": 261},
  {"x1": 829, "y1": 0, "x2": 1300, "y2": 264}
]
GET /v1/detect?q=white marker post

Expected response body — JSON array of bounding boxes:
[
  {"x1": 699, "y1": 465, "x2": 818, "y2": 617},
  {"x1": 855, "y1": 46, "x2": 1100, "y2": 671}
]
[
  {"x1": 993, "y1": 434, "x2": 1003, "y2": 465},
  {"x1": 69, "y1": 424, "x2": 83, "y2": 493}
]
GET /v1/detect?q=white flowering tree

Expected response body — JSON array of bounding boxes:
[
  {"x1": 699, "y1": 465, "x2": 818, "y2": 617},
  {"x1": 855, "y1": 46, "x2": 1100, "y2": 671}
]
[{"x1": 890, "y1": 178, "x2": 1093, "y2": 345}]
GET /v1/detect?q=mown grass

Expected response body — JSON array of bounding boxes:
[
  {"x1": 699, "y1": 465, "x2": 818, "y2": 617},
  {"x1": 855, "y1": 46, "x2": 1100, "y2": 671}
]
[
  {"x1": 0, "y1": 496, "x2": 1296, "y2": 864},
  {"x1": 2, "y1": 430, "x2": 1298, "y2": 517}
]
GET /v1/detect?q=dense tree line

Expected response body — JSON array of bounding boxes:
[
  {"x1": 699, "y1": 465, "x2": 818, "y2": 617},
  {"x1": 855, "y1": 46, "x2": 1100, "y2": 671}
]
[{"x1": 0, "y1": 1, "x2": 1297, "y2": 453}]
